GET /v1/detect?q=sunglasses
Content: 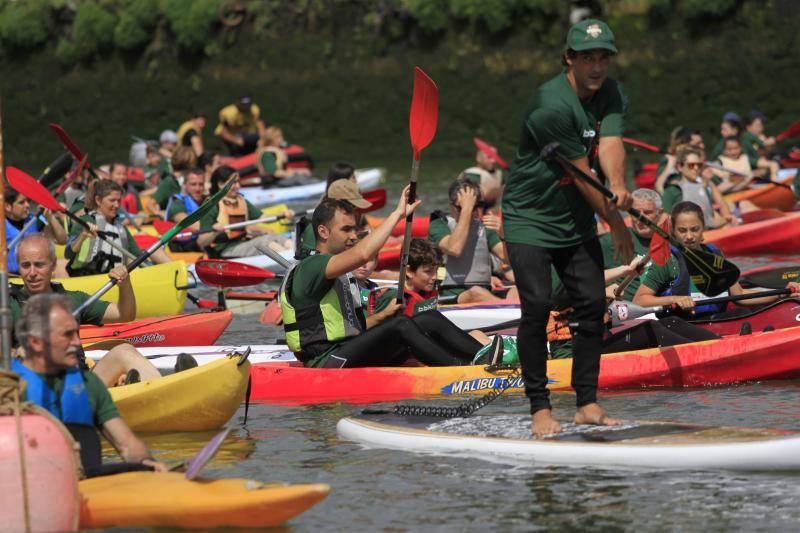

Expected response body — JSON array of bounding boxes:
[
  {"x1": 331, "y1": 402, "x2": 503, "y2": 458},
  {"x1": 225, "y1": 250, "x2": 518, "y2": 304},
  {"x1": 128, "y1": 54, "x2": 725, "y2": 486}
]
[{"x1": 683, "y1": 162, "x2": 703, "y2": 170}]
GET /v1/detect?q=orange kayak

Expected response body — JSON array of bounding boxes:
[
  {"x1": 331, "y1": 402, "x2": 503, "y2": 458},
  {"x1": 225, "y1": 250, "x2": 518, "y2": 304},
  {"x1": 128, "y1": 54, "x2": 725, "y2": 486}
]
[
  {"x1": 724, "y1": 173, "x2": 796, "y2": 211},
  {"x1": 80, "y1": 310, "x2": 233, "y2": 348}
]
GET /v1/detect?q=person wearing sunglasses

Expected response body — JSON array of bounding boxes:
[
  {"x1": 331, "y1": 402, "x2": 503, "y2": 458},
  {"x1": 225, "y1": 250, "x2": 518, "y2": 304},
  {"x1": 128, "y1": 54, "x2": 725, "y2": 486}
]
[{"x1": 661, "y1": 145, "x2": 736, "y2": 228}]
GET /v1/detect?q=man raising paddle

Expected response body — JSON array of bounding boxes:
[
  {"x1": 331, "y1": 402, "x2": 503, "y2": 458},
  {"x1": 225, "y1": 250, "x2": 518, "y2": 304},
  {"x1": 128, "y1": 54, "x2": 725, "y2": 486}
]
[{"x1": 502, "y1": 18, "x2": 634, "y2": 437}]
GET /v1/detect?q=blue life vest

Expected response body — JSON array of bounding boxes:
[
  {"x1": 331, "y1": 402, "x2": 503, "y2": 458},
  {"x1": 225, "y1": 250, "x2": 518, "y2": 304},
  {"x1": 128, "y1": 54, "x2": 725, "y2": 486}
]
[
  {"x1": 5, "y1": 216, "x2": 40, "y2": 273},
  {"x1": 661, "y1": 244, "x2": 727, "y2": 315},
  {"x1": 164, "y1": 193, "x2": 201, "y2": 243},
  {"x1": 12, "y1": 359, "x2": 94, "y2": 426}
]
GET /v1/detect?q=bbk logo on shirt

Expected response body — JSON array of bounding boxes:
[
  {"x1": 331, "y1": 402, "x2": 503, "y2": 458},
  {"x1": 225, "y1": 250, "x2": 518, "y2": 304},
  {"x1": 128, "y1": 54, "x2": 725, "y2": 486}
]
[{"x1": 582, "y1": 129, "x2": 596, "y2": 139}]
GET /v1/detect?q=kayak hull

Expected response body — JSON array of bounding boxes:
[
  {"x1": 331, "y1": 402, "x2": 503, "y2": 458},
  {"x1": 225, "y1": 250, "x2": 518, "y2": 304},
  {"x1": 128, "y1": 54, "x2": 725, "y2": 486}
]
[
  {"x1": 706, "y1": 212, "x2": 800, "y2": 256},
  {"x1": 250, "y1": 326, "x2": 800, "y2": 404},
  {"x1": 723, "y1": 170, "x2": 796, "y2": 211},
  {"x1": 110, "y1": 355, "x2": 250, "y2": 432},
  {"x1": 338, "y1": 415, "x2": 800, "y2": 471},
  {"x1": 80, "y1": 310, "x2": 233, "y2": 347},
  {"x1": 79, "y1": 472, "x2": 329, "y2": 529},
  {"x1": 239, "y1": 167, "x2": 382, "y2": 206}
]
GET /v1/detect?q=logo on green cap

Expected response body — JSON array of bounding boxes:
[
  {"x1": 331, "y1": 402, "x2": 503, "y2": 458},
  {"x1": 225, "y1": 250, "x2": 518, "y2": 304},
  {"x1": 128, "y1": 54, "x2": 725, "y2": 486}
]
[{"x1": 585, "y1": 23, "x2": 602, "y2": 38}]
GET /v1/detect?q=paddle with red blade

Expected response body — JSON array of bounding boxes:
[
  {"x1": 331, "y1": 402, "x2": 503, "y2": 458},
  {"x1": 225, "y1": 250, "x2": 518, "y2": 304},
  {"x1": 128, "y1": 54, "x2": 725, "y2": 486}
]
[
  {"x1": 6, "y1": 166, "x2": 138, "y2": 261},
  {"x1": 623, "y1": 137, "x2": 662, "y2": 153},
  {"x1": 48, "y1": 123, "x2": 102, "y2": 181},
  {"x1": 397, "y1": 66, "x2": 439, "y2": 304},
  {"x1": 776, "y1": 120, "x2": 800, "y2": 142},
  {"x1": 541, "y1": 142, "x2": 740, "y2": 296},
  {"x1": 361, "y1": 187, "x2": 387, "y2": 210},
  {"x1": 195, "y1": 259, "x2": 276, "y2": 310},
  {"x1": 73, "y1": 177, "x2": 236, "y2": 316}
]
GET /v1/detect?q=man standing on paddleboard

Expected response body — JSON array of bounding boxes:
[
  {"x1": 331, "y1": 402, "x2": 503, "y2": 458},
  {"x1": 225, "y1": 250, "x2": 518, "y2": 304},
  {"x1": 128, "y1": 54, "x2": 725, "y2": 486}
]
[{"x1": 502, "y1": 18, "x2": 634, "y2": 437}]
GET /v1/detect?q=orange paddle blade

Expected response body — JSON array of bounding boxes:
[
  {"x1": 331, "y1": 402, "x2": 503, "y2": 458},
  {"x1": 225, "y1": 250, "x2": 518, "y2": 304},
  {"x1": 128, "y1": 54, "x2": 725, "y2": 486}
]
[{"x1": 409, "y1": 67, "x2": 439, "y2": 161}]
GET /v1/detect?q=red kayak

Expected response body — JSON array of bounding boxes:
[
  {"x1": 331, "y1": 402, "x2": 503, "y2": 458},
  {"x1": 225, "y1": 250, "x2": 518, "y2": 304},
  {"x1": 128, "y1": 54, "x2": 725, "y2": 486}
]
[
  {"x1": 80, "y1": 310, "x2": 233, "y2": 348},
  {"x1": 367, "y1": 215, "x2": 430, "y2": 238},
  {"x1": 706, "y1": 213, "x2": 800, "y2": 255},
  {"x1": 692, "y1": 299, "x2": 800, "y2": 336},
  {"x1": 220, "y1": 145, "x2": 311, "y2": 179},
  {"x1": 248, "y1": 325, "x2": 800, "y2": 404}
]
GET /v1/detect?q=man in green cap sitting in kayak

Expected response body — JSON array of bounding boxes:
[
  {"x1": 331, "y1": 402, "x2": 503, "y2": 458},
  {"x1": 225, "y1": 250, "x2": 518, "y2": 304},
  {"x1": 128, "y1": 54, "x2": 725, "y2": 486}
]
[
  {"x1": 13, "y1": 293, "x2": 168, "y2": 475},
  {"x1": 502, "y1": 18, "x2": 634, "y2": 437}
]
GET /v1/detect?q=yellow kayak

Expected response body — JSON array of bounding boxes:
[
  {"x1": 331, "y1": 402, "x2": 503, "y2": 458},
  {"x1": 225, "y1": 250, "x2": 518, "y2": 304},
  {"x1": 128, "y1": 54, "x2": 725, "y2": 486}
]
[
  {"x1": 11, "y1": 261, "x2": 188, "y2": 319},
  {"x1": 79, "y1": 472, "x2": 329, "y2": 529},
  {"x1": 110, "y1": 353, "x2": 250, "y2": 432}
]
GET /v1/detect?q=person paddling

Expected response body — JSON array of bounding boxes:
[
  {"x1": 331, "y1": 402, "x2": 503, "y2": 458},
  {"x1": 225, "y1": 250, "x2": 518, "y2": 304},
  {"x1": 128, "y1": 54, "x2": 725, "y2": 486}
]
[
  {"x1": 280, "y1": 193, "x2": 492, "y2": 368},
  {"x1": 4, "y1": 187, "x2": 67, "y2": 274},
  {"x1": 13, "y1": 293, "x2": 168, "y2": 475},
  {"x1": 502, "y1": 18, "x2": 634, "y2": 437},
  {"x1": 164, "y1": 167, "x2": 206, "y2": 252},
  {"x1": 458, "y1": 138, "x2": 508, "y2": 209},
  {"x1": 633, "y1": 201, "x2": 799, "y2": 314}
]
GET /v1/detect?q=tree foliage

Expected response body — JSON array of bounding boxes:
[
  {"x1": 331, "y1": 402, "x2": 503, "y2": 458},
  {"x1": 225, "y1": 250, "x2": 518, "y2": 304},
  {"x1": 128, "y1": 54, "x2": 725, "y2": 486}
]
[
  {"x1": 0, "y1": 0, "x2": 53, "y2": 49},
  {"x1": 164, "y1": 0, "x2": 222, "y2": 51}
]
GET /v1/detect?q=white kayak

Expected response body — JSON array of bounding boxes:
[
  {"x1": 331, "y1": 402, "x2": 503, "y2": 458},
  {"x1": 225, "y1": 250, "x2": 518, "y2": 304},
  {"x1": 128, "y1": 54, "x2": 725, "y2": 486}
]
[
  {"x1": 337, "y1": 413, "x2": 800, "y2": 471},
  {"x1": 240, "y1": 167, "x2": 383, "y2": 206},
  {"x1": 440, "y1": 303, "x2": 520, "y2": 330},
  {"x1": 85, "y1": 344, "x2": 298, "y2": 375}
]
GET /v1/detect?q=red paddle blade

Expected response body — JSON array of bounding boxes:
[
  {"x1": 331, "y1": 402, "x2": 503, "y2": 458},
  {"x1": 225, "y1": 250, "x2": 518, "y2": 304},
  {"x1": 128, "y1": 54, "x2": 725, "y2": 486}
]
[
  {"x1": 622, "y1": 137, "x2": 662, "y2": 154},
  {"x1": 777, "y1": 120, "x2": 800, "y2": 142},
  {"x1": 195, "y1": 259, "x2": 275, "y2": 287},
  {"x1": 473, "y1": 137, "x2": 509, "y2": 170},
  {"x1": 153, "y1": 219, "x2": 176, "y2": 235},
  {"x1": 409, "y1": 67, "x2": 439, "y2": 161},
  {"x1": 6, "y1": 167, "x2": 64, "y2": 213},
  {"x1": 649, "y1": 218, "x2": 671, "y2": 266},
  {"x1": 361, "y1": 188, "x2": 387, "y2": 211},
  {"x1": 49, "y1": 123, "x2": 91, "y2": 167},
  {"x1": 55, "y1": 154, "x2": 88, "y2": 195}
]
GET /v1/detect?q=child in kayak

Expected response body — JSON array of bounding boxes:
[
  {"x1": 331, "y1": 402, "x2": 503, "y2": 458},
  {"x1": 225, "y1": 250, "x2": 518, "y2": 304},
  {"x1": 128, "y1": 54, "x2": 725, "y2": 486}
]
[{"x1": 633, "y1": 200, "x2": 799, "y2": 316}]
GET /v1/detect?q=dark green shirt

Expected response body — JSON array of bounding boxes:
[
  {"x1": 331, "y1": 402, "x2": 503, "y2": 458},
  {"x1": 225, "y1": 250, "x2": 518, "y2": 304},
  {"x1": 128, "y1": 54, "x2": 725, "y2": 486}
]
[
  {"x1": 640, "y1": 255, "x2": 682, "y2": 294},
  {"x1": 287, "y1": 253, "x2": 334, "y2": 309},
  {"x1": 199, "y1": 198, "x2": 262, "y2": 254},
  {"x1": 22, "y1": 367, "x2": 120, "y2": 426},
  {"x1": 741, "y1": 130, "x2": 765, "y2": 150},
  {"x1": 259, "y1": 151, "x2": 279, "y2": 176},
  {"x1": 502, "y1": 72, "x2": 626, "y2": 248},
  {"x1": 152, "y1": 173, "x2": 181, "y2": 209},
  {"x1": 599, "y1": 228, "x2": 650, "y2": 300}
]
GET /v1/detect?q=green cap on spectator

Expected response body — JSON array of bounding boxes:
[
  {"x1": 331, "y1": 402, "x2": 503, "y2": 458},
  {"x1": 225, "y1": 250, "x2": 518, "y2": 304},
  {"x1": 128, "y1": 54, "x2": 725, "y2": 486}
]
[{"x1": 566, "y1": 19, "x2": 617, "y2": 54}]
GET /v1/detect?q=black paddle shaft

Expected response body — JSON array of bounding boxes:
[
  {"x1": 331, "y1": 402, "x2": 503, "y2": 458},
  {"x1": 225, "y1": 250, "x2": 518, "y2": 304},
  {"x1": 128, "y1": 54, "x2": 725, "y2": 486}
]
[{"x1": 539, "y1": 142, "x2": 740, "y2": 296}]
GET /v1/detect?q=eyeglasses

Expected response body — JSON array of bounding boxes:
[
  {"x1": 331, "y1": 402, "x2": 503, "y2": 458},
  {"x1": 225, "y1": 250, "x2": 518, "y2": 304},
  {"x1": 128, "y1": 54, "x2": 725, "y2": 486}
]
[{"x1": 684, "y1": 162, "x2": 703, "y2": 170}]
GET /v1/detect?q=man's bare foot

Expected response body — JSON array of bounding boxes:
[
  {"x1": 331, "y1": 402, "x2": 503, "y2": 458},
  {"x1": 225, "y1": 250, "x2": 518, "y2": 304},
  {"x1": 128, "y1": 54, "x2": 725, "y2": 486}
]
[
  {"x1": 532, "y1": 409, "x2": 561, "y2": 439},
  {"x1": 574, "y1": 403, "x2": 620, "y2": 426}
]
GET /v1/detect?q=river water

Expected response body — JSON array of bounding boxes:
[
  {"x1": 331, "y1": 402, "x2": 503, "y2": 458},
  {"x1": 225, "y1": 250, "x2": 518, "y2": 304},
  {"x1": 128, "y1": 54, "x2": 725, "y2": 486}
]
[{"x1": 128, "y1": 164, "x2": 800, "y2": 531}]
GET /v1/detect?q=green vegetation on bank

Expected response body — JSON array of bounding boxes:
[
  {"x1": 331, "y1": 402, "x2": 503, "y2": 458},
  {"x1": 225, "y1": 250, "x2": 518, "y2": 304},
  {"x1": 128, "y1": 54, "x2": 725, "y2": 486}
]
[{"x1": 0, "y1": 0, "x2": 796, "y2": 172}]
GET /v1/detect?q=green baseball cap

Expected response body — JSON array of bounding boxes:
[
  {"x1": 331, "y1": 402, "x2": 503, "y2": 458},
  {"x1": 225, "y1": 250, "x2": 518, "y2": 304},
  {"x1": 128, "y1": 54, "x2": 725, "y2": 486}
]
[{"x1": 566, "y1": 19, "x2": 618, "y2": 54}]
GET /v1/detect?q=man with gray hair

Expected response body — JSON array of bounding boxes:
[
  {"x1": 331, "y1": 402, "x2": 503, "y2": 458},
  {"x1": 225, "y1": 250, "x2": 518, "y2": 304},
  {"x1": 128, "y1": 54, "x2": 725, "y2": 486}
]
[
  {"x1": 600, "y1": 188, "x2": 666, "y2": 300},
  {"x1": 12, "y1": 293, "x2": 167, "y2": 475}
]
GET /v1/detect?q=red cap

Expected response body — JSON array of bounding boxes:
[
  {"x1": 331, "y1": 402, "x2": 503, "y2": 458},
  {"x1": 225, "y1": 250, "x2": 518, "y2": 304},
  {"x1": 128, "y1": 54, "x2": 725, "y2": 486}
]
[{"x1": 473, "y1": 137, "x2": 509, "y2": 170}]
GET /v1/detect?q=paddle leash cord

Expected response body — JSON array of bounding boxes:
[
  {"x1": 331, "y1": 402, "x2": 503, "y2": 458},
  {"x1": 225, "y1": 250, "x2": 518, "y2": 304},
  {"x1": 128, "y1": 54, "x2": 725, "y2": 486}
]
[{"x1": 390, "y1": 365, "x2": 521, "y2": 418}]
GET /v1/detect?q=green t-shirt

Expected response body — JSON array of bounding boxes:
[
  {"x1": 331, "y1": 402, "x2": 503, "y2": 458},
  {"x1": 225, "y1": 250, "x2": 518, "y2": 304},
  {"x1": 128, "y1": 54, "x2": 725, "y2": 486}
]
[
  {"x1": 297, "y1": 222, "x2": 316, "y2": 259},
  {"x1": 374, "y1": 287, "x2": 439, "y2": 316},
  {"x1": 741, "y1": 130, "x2": 765, "y2": 151},
  {"x1": 599, "y1": 228, "x2": 650, "y2": 300},
  {"x1": 287, "y1": 253, "x2": 334, "y2": 309},
  {"x1": 709, "y1": 138, "x2": 759, "y2": 168},
  {"x1": 661, "y1": 180, "x2": 713, "y2": 213},
  {"x1": 656, "y1": 155, "x2": 669, "y2": 178},
  {"x1": 152, "y1": 173, "x2": 181, "y2": 209},
  {"x1": 10, "y1": 284, "x2": 110, "y2": 346},
  {"x1": 199, "y1": 198, "x2": 262, "y2": 254},
  {"x1": 640, "y1": 255, "x2": 681, "y2": 294},
  {"x1": 427, "y1": 217, "x2": 502, "y2": 250},
  {"x1": 66, "y1": 214, "x2": 142, "y2": 258},
  {"x1": 502, "y1": 73, "x2": 627, "y2": 248},
  {"x1": 21, "y1": 367, "x2": 119, "y2": 426},
  {"x1": 259, "y1": 151, "x2": 279, "y2": 176}
]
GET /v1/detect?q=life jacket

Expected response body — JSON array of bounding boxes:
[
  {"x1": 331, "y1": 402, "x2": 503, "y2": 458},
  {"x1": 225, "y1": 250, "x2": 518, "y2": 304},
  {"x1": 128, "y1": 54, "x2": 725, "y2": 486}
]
[
  {"x1": 255, "y1": 146, "x2": 287, "y2": 177},
  {"x1": 359, "y1": 279, "x2": 379, "y2": 316},
  {"x1": 676, "y1": 179, "x2": 715, "y2": 228},
  {"x1": 12, "y1": 358, "x2": 94, "y2": 427},
  {"x1": 216, "y1": 195, "x2": 248, "y2": 240},
  {"x1": 402, "y1": 288, "x2": 439, "y2": 317},
  {"x1": 164, "y1": 193, "x2": 201, "y2": 244},
  {"x1": 120, "y1": 190, "x2": 139, "y2": 215},
  {"x1": 66, "y1": 211, "x2": 130, "y2": 277},
  {"x1": 436, "y1": 211, "x2": 493, "y2": 288},
  {"x1": 6, "y1": 215, "x2": 40, "y2": 273},
  {"x1": 718, "y1": 154, "x2": 753, "y2": 185},
  {"x1": 280, "y1": 262, "x2": 366, "y2": 363},
  {"x1": 176, "y1": 120, "x2": 202, "y2": 147},
  {"x1": 661, "y1": 244, "x2": 728, "y2": 314},
  {"x1": 546, "y1": 310, "x2": 573, "y2": 342}
]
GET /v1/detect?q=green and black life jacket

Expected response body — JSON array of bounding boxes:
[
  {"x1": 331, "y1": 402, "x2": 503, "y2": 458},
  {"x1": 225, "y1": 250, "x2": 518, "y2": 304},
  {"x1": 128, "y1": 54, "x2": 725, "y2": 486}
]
[
  {"x1": 66, "y1": 211, "x2": 130, "y2": 277},
  {"x1": 279, "y1": 263, "x2": 366, "y2": 363}
]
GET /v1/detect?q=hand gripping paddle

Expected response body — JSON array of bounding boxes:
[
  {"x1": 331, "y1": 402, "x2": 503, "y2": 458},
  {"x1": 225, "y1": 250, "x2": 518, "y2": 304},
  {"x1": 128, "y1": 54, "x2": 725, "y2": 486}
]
[{"x1": 540, "y1": 142, "x2": 740, "y2": 296}]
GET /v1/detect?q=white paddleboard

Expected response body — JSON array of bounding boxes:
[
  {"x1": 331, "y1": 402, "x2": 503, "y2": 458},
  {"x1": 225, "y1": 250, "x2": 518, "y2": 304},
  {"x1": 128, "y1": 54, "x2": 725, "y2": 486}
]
[
  {"x1": 337, "y1": 413, "x2": 800, "y2": 471},
  {"x1": 239, "y1": 167, "x2": 383, "y2": 206},
  {"x1": 85, "y1": 344, "x2": 298, "y2": 374}
]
